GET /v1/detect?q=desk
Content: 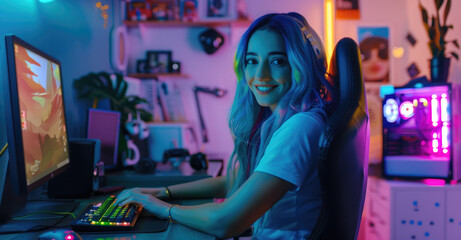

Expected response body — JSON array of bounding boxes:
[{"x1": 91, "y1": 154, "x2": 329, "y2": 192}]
[
  {"x1": 0, "y1": 161, "x2": 223, "y2": 240},
  {"x1": 105, "y1": 159, "x2": 223, "y2": 188}
]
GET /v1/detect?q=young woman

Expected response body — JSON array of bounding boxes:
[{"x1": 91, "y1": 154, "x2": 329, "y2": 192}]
[{"x1": 114, "y1": 12, "x2": 335, "y2": 239}]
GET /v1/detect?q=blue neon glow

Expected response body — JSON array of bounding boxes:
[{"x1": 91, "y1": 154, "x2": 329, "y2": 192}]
[{"x1": 39, "y1": 0, "x2": 55, "y2": 3}]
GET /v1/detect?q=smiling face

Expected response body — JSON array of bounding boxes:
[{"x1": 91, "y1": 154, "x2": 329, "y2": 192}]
[{"x1": 245, "y1": 29, "x2": 292, "y2": 111}]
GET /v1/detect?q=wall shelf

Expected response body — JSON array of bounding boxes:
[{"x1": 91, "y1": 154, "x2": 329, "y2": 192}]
[
  {"x1": 128, "y1": 73, "x2": 188, "y2": 79},
  {"x1": 124, "y1": 19, "x2": 252, "y2": 28}
]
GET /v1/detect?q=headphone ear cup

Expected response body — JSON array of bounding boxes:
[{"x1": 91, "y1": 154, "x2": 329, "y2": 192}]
[
  {"x1": 126, "y1": 121, "x2": 139, "y2": 136},
  {"x1": 138, "y1": 120, "x2": 149, "y2": 140},
  {"x1": 190, "y1": 152, "x2": 208, "y2": 171}
]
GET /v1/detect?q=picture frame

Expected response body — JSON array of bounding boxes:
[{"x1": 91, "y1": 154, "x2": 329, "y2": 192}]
[
  {"x1": 199, "y1": 0, "x2": 236, "y2": 21},
  {"x1": 136, "y1": 59, "x2": 148, "y2": 73},
  {"x1": 146, "y1": 51, "x2": 172, "y2": 73}
]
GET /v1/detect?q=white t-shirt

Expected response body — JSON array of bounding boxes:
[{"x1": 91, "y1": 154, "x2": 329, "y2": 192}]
[{"x1": 252, "y1": 110, "x2": 326, "y2": 240}]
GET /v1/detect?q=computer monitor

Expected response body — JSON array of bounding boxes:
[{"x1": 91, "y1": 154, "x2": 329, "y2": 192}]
[{"x1": 0, "y1": 35, "x2": 71, "y2": 223}]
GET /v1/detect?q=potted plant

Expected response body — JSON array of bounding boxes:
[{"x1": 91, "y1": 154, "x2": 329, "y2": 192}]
[
  {"x1": 419, "y1": 0, "x2": 459, "y2": 82},
  {"x1": 73, "y1": 72, "x2": 153, "y2": 165}
]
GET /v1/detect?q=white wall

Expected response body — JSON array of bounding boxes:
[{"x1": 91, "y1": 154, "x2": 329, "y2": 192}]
[
  {"x1": 125, "y1": 0, "x2": 461, "y2": 166},
  {"x1": 336, "y1": 0, "x2": 461, "y2": 86},
  {"x1": 406, "y1": 0, "x2": 461, "y2": 84},
  {"x1": 125, "y1": 0, "x2": 324, "y2": 164}
]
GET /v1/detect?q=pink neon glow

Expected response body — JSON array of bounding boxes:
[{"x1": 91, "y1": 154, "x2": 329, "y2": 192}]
[
  {"x1": 65, "y1": 234, "x2": 74, "y2": 240},
  {"x1": 433, "y1": 133, "x2": 437, "y2": 138},
  {"x1": 433, "y1": 139, "x2": 439, "y2": 148},
  {"x1": 441, "y1": 95, "x2": 448, "y2": 122},
  {"x1": 413, "y1": 99, "x2": 418, "y2": 106},
  {"x1": 442, "y1": 126, "x2": 448, "y2": 148},
  {"x1": 443, "y1": 149, "x2": 448, "y2": 154},
  {"x1": 431, "y1": 97, "x2": 439, "y2": 124},
  {"x1": 422, "y1": 179, "x2": 446, "y2": 186},
  {"x1": 433, "y1": 122, "x2": 438, "y2": 127},
  {"x1": 433, "y1": 148, "x2": 438, "y2": 153}
]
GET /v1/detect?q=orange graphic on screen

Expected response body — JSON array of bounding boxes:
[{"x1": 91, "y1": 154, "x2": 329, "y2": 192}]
[{"x1": 14, "y1": 44, "x2": 68, "y2": 184}]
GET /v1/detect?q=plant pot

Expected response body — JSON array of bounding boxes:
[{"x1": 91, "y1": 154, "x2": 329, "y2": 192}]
[{"x1": 430, "y1": 56, "x2": 451, "y2": 82}]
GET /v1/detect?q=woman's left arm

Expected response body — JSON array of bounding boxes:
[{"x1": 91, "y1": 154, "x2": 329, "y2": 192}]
[
  {"x1": 114, "y1": 171, "x2": 293, "y2": 239},
  {"x1": 172, "y1": 171, "x2": 293, "y2": 238}
]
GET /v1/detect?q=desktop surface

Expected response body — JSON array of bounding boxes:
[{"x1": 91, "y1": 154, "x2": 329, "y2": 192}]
[
  {"x1": 106, "y1": 160, "x2": 223, "y2": 188},
  {"x1": 0, "y1": 161, "x2": 222, "y2": 240},
  {"x1": 0, "y1": 200, "x2": 215, "y2": 240}
]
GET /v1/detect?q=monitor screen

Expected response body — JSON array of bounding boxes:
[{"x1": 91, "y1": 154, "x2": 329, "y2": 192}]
[{"x1": 4, "y1": 35, "x2": 70, "y2": 192}]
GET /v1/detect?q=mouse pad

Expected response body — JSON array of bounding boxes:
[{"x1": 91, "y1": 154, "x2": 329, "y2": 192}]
[{"x1": 77, "y1": 211, "x2": 169, "y2": 235}]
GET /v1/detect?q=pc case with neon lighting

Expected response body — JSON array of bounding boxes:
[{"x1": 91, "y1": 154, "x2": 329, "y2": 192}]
[{"x1": 382, "y1": 83, "x2": 461, "y2": 180}]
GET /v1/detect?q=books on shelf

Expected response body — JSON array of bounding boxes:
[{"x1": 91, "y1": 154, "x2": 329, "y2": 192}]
[{"x1": 125, "y1": 76, "x2": 187, "y2": 122}]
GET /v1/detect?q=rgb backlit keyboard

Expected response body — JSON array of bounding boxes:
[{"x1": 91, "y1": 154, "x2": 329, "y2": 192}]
[{"x1": 70, "y1": 195, "x2": 143, "y2": 232}]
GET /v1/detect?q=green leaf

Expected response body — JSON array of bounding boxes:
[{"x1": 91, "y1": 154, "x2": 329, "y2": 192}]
[
  {"x1": 419, "y1": 2, "x2": 429, "y2": 25},
  {"x1": 443, "y1": 0, "x2": 451, "y2": 26}
]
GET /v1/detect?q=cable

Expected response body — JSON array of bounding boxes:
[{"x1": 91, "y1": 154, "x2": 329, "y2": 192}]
[
  {"x1": 0, "y1": 143, "x2": 7, "y2": 158},
  {"x1": 0, "y1": 210, "x2": 73, "y2": 235},
  {"x1": 12, "y1": 211, "x2": 76, "y2": 221}
]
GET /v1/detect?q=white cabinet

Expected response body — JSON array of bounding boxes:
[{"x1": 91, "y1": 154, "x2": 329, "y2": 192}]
[{"x1": 365, "y1": 177, "x2": 461, "y2": 240}]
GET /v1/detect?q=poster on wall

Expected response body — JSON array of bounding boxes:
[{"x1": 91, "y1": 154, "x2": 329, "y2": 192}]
[
  {"x1": 336, "y1": 0, "x2": 360, "y2": 19},
  {"x1": 358, "y1": 27, "x2": 390, "y2": 83}
]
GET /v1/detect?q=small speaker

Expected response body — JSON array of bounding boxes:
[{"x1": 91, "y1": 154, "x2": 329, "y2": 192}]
[
  {"x1": 169, "y1": 61, "x2": 181, "y2": 73},
  {"x1": 48, "y1": 138, "x2": 102, "y2": 198}
]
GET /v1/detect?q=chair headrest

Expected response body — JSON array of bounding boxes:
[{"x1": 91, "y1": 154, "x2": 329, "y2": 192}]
[{"x1": 329, "y1": 37, "x2": 366, "y2": 111}]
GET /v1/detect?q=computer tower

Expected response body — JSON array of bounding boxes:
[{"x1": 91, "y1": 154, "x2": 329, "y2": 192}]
[
  {"x1": 48, "y1": 138, "x2": 103, "y2": 198},
  {"x1": 382, "y1": 83, "x2": 461, "y2": 180}
]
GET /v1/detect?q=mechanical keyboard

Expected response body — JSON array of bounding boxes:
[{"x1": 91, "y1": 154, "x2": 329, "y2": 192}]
[{"x1": 70, "y1": 195, "x2": 143, "y2": 232}]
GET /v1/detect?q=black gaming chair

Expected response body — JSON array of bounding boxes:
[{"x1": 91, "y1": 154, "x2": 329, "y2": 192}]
[{"x1": 308, "y1": 38, "x2": 370, "y2": 239}]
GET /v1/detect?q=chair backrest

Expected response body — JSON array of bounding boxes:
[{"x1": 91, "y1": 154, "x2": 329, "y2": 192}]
[{"x1": 308, "y1": 37, "x2": 370, "y2": 240}]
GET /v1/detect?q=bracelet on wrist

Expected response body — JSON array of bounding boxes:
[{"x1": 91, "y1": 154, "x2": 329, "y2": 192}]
[
  {"x1": 168, "y1": 205, "x2": 175, "y2": 222},
  {"x1": 164, "y1": 186, "x2": 172, "y2": 200}
]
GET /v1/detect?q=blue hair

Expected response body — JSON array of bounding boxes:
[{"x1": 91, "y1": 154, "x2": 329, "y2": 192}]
[{"x1": 227, "y1": 12, "x2": 335, "y2": 195}]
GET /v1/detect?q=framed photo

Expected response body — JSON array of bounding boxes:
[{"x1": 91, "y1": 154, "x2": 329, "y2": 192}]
[
  {"x1": 199, "y1": 0, "x2": 236, "y2": 21},
  {"x1": 358, "y1": 27, "x2": 389, "y2": 83},
  {"x1": 146, "y1": 51, "x2": 172, "y2": 73},
  {"x1": 136, "y1": 59, "x2": 148, "y2": 73},
  {"x1": 207, "y1": 0, "x2": 228, "y2": 17}
]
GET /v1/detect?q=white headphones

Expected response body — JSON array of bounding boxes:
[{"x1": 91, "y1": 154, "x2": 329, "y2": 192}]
[{"x1": 125, "y1": 113, "x2": 149, "y2": 140}]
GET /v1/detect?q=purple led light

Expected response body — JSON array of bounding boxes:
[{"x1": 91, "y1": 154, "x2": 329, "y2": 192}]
[
  {"x1": 431, "y1": 95, "x2": 439, "y2": 125},
  {"x1": 441, "y1": 94, "x2": 448, "y2": 122}
]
